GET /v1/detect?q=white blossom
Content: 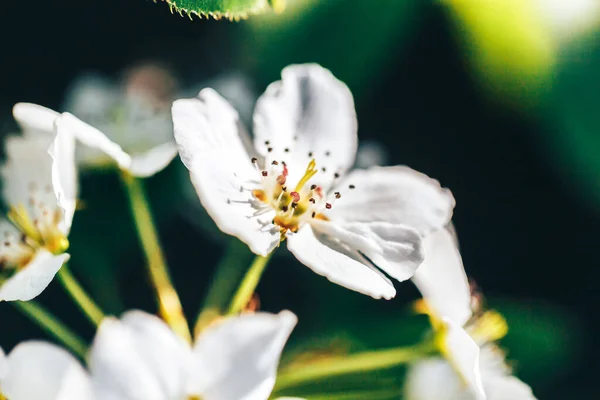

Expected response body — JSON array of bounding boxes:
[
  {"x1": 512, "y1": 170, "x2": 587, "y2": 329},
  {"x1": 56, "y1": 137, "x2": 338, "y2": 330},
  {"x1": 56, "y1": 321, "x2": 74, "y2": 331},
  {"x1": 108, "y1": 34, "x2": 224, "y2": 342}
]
[
  {"x1": 173, "y1": 63, "x2": 455, "y2": 300},
  {"x1": 89, "y1": 309, "x2": 298, "y2": 400},
  {"x1": 0, "y1": 117, "x2": 75, "y2": 301},
  {"x1": 406, "y1": 228, "x2": 536, "y2": 400},
  {"x1": 0, "y1": 342, "x2": 93, "y2": 400},
  {"x1": 13, "y1": 65, "x2": 178, "y2": 178}
]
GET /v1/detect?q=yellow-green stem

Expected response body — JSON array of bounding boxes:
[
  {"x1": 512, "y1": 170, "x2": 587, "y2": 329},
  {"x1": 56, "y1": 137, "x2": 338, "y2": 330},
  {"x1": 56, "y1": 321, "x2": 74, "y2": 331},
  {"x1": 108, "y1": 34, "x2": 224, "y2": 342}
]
[
  {"x1": 194, "y1": 239, "x2": 253, "y2": 336},
  {"x1": 301, "y1": 388, "x2": 400, "y2": 400},
  {"x1": 12, "y1": 301, "x2": 87, "y2": 359},
  {"x1": 226, "y1": 252, "x2": 273, "y2": 316},
  {"x1": 57, "y1": 265, "x2": 104, "y2": 326},
  {"x1": 274, "y1": 342, "x2": 436, "y2": 391},
  {"x1": 121, "y1": 172, "x2": 191, "y2": 344}
]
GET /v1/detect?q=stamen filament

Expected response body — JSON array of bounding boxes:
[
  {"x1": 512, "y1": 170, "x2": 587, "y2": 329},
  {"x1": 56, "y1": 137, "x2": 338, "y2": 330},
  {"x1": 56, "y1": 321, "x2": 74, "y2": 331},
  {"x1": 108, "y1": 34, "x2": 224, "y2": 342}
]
[{"x1": 294, "y1": 159, "x2": 318, "y2": 192}]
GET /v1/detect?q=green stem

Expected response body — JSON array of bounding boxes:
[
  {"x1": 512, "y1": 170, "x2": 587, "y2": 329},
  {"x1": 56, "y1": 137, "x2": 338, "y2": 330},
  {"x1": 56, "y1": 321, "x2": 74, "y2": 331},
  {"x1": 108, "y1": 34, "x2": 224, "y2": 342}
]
[
  {"x1": 274, "y1": 342, "x2": 436, "y2": 391},
  {"x1": 12, "y1": 301, "x2": 87, "y2": 359},
  {"x1": 302, "y1": 389, "x2": 400, "y2": 400},
  {"x1": 57, "y1": 265, "x2": 104, "y2": 326},
  {"x1": 194, "y1": 239, "x2": 253, "y2": 336},
  {"x1": 121, "y1": 172, "x2": 191, "y2": 344},
  {"x1": 226, "y1": 252, "x2": 273, "y2": 316}
]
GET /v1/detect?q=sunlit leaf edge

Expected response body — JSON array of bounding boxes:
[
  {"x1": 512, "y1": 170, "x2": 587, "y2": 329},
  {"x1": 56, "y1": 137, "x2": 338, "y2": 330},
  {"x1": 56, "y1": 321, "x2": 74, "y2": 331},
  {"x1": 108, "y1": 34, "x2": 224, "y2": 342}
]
[{"x1": 157, "y1": 0, "x2": 278, "y2": 21}]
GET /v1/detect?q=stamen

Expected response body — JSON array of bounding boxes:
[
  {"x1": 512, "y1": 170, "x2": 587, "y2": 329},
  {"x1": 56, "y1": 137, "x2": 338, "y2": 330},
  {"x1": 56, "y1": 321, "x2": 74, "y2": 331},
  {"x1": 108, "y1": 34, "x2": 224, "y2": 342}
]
[
  {"x1": 261, "y1": 171, "x2": 268, "y2": 177},
  {"x1": 334, "y1": 192, "x2": 341, "y2": 199},
  {"x1": 349, "y1": 184, "x2": 355, "y2": 189},
  {"x1": 271, "y1": 161, "x2": 279, "y2": 166},
  {"x1": 294, "y1": 159, "x2": 318, "y2": 192},
  {"x1": 325, "y1": 203, "x2": 332, "y2": 209}
]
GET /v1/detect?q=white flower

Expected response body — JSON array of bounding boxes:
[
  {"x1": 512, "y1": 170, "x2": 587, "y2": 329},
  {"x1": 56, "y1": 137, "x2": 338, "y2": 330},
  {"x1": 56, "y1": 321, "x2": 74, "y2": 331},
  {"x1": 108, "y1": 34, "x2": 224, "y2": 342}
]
[
  {"x1": 173, "y1": 64, "x2": 455, "y2": 300},
  {"x1": 13, "y1": 65, "x2": 179, "y2": 178},
  {"x1": 0, "y1": 119, "x2": 76, "y2": 301},
  {"x1": 0, "y1": 342, "x2": 93, "y2": 400},
  {"x1": 405, "y1": 229, "x2": 537, "y2": 400},
  {"x1": 89, "y1": 309, "x2": 298, "y2": 400}
]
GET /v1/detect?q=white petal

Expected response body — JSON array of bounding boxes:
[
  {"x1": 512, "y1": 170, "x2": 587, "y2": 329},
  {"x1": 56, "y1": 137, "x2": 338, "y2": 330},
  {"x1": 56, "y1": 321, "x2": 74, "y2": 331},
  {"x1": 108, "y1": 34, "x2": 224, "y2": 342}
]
[
  {"x1": 50, "y1": 119, "x2": 78, "y2": 233},
  {"x1": 485, "y1": 375, "x2": 537, "y2": 400},
  {"x1": 128, "y1": 141, "x2": 179, "y2": 177},
  {"x1": 89, "y1": 311, "x2": 190, "y2": 400},
  {"x1": 0, "y1": 251, "x2": 69, "y2": 302},
  {"x1": 12, "y1": 103, "x2": 58, "y2": 135},
  {"x1": 287, "y1": 225, "x2": 396, "y2": 299},
  {"x1": 444, "y1": 318, "x2": 486, "y2": 400},
  {"x1": 253, "y1": 64, "x2": 357, "y2": 189},
  {"x1": 190, "y1": 311, "x2": 297, "y2": 400},
  {"x1": 311, "y1": 220, "x2": 423, "y2": 282},
  {"x1": 326, "y1": 166, "x2": 455, "y2": 235},
  {"x1": 1, "y1": 134, "x2": 56, "y2": 211},
  {"x1": 62, "y1": 74, "x2": 118, "y2": 128},
  {"x1": 172, "y1": 89, "x2": 280, "y2": 256},
  {"x1": 3, "y1": 341, "x2": 92, "y2": 400},
  {"x1": 58, "y1": 113, "x2": 132, "y2": 171},
  {"x1": 0, "y1": 346, "x2": 7, "y2": 380},
  {"x1": 404, "y1": 358, "x2": 466, "y2": 400},
  {"x1": 412, "y1": 228, "x2": 472, "y2": 326}
]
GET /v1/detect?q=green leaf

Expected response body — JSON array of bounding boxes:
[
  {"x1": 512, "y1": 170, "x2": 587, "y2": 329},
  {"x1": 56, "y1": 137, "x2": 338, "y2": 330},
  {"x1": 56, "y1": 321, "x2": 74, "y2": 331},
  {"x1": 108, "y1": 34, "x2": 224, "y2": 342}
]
[
  {"x1": 159, "y1": 0, "x2": 282, "y2": 20},
  {"x1": 244, "y1": 0, "x2": 420, "y2": 98}
]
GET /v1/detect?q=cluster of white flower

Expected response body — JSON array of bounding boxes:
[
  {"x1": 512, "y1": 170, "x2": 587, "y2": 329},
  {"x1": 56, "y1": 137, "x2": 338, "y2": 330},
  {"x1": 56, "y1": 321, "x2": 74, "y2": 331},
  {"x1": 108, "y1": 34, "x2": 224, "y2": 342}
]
[{"x1": 0, "y1": 64, "x2": 536, "y2": 399}]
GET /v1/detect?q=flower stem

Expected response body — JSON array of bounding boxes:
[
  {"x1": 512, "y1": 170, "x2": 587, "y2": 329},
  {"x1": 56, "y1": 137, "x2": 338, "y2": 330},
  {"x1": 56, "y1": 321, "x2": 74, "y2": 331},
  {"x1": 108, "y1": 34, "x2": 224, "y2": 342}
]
[
  {"x1": 194, "y1": 239, "x2": 253, "y2": 336},
  {"x1": 12, "y1": 301, "x2": 87, "y2": 359},
  {"x1": 120, "y1": 172, "x2": 191, "y2": 344},
  {"x1": 226, "y1": 251, "x2": 273, "y2": 316},
  {"x1": 57, "y1": 265, "x2": 104, "y2": 326},
  {"x1": 274, "y1": 342, "x2": 436, "y2": 391}
]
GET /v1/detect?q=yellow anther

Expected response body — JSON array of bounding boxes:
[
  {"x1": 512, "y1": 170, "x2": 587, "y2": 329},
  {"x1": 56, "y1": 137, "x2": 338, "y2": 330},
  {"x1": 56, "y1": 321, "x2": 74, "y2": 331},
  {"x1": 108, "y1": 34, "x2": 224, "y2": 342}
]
[
  {"x1": 294, "y1": 159, "x2": 318, "y2": 192},
  {"x1": 48, "y1": 235, "x2": 69, "y2": 255},
  {"x1": 469, "y1": 310, "x2": 508, "y2": 343}
]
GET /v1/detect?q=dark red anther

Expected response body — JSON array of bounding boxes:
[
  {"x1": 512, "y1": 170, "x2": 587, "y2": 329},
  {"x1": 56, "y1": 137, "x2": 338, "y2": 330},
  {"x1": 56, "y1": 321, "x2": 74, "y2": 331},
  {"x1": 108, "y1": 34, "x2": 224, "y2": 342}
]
[
  {"x1": 251, "y1": 157, "x2": 258, "y2": 163},
  {"x1": 325, "y1": 203, "x2": 332, "y2": 209},
  {"x1": 290, "y1": 191, "x2": 300, "y2": 203},
  {"x1": 310, "y1": 184, "x2": 317, "y2": 190},
  {"x1": 271, "y1": 160, "x2": 279, "y2": 165},
  {"x1": 309, "y1": 198, "x2": 316, "y2": 204},
  {"x1": 261, "y1": 171, "x2": 268, "y2": 177},
  {"x1": 291, "y1": 202, "x2": 298, "y2": 209},
  {"x1": 335, "y1": 192, "x2": 341, "y2": 199}
]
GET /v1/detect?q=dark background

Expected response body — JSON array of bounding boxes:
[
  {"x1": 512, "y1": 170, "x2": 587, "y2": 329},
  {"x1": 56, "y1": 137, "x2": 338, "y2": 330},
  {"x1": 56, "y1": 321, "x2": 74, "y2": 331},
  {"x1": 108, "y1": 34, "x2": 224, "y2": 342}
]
[{"x1": 0, "y1": 0, "x2": 597, "y2": 398}]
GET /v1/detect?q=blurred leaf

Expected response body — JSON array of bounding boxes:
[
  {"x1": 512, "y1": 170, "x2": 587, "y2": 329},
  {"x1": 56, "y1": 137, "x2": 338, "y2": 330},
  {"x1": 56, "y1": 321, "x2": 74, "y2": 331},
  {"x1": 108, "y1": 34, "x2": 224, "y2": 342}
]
[
  {"x1": 244, "y1": 0, "x2": 421, "y2": 97},
  {"x1": 541, "y1": 33, "x2": 600, "y2": 209},
  {"x1": 443, "y1": 0, "x2": 555, "y2": 108},
  {"x1": 492, "y1": 299, "x2": 583, "y2": 385},
  {"x1": 159, "y1": 0, "x2": 281, "y2": 20}
]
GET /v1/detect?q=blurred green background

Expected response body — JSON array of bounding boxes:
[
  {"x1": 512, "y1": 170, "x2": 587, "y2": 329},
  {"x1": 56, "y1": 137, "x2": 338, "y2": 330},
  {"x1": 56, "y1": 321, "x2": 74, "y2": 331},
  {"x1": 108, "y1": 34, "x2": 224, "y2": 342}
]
[{"x1": 1, "y1": 0, "x2": 598, "y2": 398}]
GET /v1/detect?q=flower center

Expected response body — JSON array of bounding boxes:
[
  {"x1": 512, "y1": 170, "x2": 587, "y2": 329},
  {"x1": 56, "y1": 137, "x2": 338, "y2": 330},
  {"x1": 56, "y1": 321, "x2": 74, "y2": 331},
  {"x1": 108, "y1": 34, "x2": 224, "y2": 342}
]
[
  {"x1": 250, "y1": 158, "x2": 338, "y2": 239},
  {"x1": 0, "y1": 184, "x2": 69, "y2": 272}
]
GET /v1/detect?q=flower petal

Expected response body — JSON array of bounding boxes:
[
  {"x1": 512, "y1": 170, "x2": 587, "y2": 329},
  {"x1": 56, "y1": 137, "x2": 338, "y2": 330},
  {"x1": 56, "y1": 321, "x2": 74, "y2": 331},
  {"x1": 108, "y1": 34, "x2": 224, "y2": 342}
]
[
  {"x1": 326, "y1": 166, "x2": 455, "y2": 236},
  {"x1": 50, "y1": 119, "x2": 78, "y2": 233},
  {"x1": 173, "y1": 89, "x2": 280, "y2": 256},
  {"x1": 89, "y1": 311, "x2": 190, "y2": 400},
  {"x1": 62, "y1": 73, "x2": 119, "y2": 130},
  {"x1": 287, "y1": 225, "x2": 396, "y2": 299},
  {"x1": 0, "y1": 251, "x2": 69, "y2": 302},
  {"x1": 311, "y1": 220, "x2": 423, "y2": 282},
  {"x1": 2, "y1": 341, "x2": 92, "y2": 400},
  {"x1": 57, "y1": 113, "x2": 132, "y2": 171},
  {"x1": 254, "y1": 64, "x2": 357, "y2": 189},
  {"x1": 190, "y1": 311, "x2": 297, "y2": 400},
  {"x1": 128, "y1": 141, "x2": 179, "y2": 178},
  {"x1": 404, "y1": 358, "x2": 465, "y2": 400},
  {"x1": 485, "y1": 375, "x2": 537, "y2": 400},
  {"x1": 12, "y1": 103, "x2": 58, "y2": 135},
  {"x1": 1, "y1": 134, "x2": 56, "y2": 213},
  {"x1": 443, "y1": 318, "x2": 486, "y2": 400},
  {"x1": 0, "y1": 346, "x2": 7, "y2": 380},
  {"x1": 412, "y1": 228, "x2": 472, "y2": 326}
]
